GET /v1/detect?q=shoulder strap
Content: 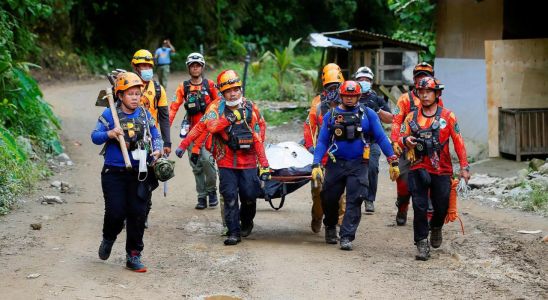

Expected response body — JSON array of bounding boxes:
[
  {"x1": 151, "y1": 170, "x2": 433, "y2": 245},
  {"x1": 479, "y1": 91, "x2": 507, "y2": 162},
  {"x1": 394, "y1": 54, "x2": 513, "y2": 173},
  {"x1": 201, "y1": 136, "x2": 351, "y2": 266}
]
[
  {"x1": 327, "y1": 107, "x2": 336, "y2": 130},
  {"x1": 316, "y1": 102, "x2": 322, "y2": 125},
  {"x1": 408, "y1": 91, "x2": 416, "y2": 111},
  {"x1": 202, "y1": 78, "x2": 211, "y2": 95},
  {"x1": 183, "y1": 80, "x2": 190, "y2": 99},
  {"x1": 244, "y1": 100, "x2": 253, "y2": 124},
  {"x1": 153, "y1": 81, "x2": 161, "y2": 109},
  {"x1": 98, "y1": 115, "x2": 110, "y2": 130}
]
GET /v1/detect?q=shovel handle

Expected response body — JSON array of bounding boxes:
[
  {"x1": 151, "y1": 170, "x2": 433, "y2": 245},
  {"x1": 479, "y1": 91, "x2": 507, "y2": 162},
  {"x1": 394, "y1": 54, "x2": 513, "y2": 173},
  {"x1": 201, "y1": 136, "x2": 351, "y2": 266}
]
[{"x1": 105, "y1": 89, "x2": 132, "y2": 170}]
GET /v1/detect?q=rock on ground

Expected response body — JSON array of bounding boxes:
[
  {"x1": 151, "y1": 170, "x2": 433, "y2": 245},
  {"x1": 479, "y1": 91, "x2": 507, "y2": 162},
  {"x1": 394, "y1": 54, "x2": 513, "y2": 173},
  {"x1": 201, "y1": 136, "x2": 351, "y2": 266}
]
[
  {"x1": 539, "y1": 164, "x2": 548, "y2": 175},
  {"x1": 529, "y1": 158, "x2": 546, "y2": 171},
  {"x1": 41, "y1": 195, "x2": 63, "y2": 204},
  {"x1": 517, "y1": 168, "x2": 530, "y2": 182},
  {"x1": 56, "y1": 153, "x2": 70, "y2": 162},
  {"x1": 468, "y1": 174, "x2": 500, "y2": 189}
]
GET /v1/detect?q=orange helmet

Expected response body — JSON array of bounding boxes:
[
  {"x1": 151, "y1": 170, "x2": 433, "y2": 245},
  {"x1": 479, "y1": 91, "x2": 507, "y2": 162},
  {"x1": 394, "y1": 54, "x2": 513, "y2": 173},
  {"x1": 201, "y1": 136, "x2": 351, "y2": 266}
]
[
  {"x1": 339, "y1": 81, "x2": 361, "y2": 96},
  {"x1": 416, "y1": 77, "x2": 444, "y2": 96},
  {"x1": 413, "y1": 62, "x2": 434, "y2": 77},
  {"x1": 217, "y1": 70, "x2": 242, "y2": 92},
  {"x1": 131, "y1": 49, "x2": 154, "y2": 66},
  {"x1": 323, "y1": 69, "x2": 344, "y2": 86},
  {"x1": 321, "y1": 63, "x2": 341, "y2": 81},
  {"x1": 114, "y1": 72, "x2": 144, "y2": 96}
]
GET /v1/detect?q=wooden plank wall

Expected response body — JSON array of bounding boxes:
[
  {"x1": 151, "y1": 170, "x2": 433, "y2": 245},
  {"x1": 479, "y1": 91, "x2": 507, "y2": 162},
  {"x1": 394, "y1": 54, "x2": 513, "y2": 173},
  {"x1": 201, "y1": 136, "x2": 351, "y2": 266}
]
[
  {"x1": 436, "y1": 0, "x2": 503, "y2": 59},
  {"x1": 485, "y1": 39, "x2": 548, "y2": 157}
]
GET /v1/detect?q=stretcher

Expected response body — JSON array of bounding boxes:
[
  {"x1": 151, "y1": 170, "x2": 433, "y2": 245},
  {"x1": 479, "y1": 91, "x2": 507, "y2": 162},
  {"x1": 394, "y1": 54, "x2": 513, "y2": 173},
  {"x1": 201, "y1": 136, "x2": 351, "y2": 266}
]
[{"x1": 258, "y1": 142, "x2": 313, "y2": 210}]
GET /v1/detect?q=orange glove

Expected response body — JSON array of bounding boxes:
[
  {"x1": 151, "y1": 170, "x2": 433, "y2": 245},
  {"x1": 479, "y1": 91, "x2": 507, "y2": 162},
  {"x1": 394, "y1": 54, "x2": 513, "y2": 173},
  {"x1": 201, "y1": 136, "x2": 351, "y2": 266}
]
[{"x1": 444, "y1": 178, "x2": 459, "y2": 223}]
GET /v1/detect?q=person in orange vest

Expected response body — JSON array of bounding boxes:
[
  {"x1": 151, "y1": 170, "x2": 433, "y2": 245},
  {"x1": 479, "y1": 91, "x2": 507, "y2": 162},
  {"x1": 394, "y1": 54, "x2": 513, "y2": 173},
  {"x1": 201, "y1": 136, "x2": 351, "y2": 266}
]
[
  {"x1": 170, "y1": 53, "x2": 221, "y2": 210},
  {"x1": 203, "y1": 70, "x2": 270, "y2": 246},
  {"x1": 398, "y1": 77, "x2": 470, "y2": 260},
  {"x1": 391, "y1": 62, "x2": 444, "y2": 226},
  {"x1": 303, "y1": 64, "x2": 346, "y2": 233},
  {"x1": 131, "y1": 49, "x2": 171, "y2": 228}
]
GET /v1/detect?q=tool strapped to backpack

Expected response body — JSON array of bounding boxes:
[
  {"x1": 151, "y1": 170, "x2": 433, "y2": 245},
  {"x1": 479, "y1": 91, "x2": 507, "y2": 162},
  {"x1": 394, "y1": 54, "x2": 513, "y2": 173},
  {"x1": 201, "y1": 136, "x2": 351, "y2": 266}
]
[
  {"x1": 183, "y1": 78, "x2": 211, "y2": 115},
  {"x1": 407, "y1": 106, "x2": 448, "y2": 159}
]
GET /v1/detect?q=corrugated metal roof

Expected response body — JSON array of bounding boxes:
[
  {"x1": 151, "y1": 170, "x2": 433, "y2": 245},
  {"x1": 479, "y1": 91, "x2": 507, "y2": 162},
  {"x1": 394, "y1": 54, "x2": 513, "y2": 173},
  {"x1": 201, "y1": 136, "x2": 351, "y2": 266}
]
[{"x1": 322, "y1": 29, "x2": 428, "y2": 51}]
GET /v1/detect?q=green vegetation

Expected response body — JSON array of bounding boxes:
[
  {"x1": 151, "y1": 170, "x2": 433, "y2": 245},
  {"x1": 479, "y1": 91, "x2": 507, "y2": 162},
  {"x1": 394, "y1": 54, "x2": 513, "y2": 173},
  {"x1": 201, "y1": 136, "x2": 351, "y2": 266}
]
[
  {"x1": 503, "y1": 183, "x2": 548, "y2": 215},
  {"x1": 262, "y1": 107, "x2": 308, "y2": 126},
  {"x1": 1, "y1": 1, "x2": 60, "y2": 213}
]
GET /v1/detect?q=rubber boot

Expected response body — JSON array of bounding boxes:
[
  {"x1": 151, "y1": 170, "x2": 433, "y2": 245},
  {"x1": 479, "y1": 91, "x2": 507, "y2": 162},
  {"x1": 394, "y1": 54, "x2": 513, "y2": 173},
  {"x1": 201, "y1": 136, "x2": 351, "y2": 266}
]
[
  {"x1": 395, "y1": 195, "x2": 411, "y2": 226},
  {"x1": 430, "y1": 226, "x2": 443, "y2": 248},
  {"x1": 325, "y1": 226, "x2": 338, "y2": 244},
  {"x1": 415, "y1": 239, "x2": 430, "y2": 261},
  {"x1": 195, "y1": 198, "x2": 207, "y2": 210}
]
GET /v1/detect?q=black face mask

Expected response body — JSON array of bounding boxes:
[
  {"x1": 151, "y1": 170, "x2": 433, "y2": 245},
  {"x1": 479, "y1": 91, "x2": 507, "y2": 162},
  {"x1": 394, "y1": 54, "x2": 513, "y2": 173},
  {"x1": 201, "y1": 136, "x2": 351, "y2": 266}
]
[{"x1": 325, "y1": 90, "x2": 340, "y2": 103}]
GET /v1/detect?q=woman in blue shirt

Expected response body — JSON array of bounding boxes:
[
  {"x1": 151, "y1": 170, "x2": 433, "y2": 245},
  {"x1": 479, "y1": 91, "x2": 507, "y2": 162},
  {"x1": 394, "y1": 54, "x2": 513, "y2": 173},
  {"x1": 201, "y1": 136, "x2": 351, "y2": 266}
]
[{"x1": 91, "y1": 72, "x2": 161, "y2": 272}]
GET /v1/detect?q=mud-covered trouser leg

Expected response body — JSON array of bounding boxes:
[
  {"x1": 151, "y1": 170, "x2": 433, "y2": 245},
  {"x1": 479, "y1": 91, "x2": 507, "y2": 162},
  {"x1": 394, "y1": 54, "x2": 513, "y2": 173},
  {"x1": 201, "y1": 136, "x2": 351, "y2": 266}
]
[
  {"x1": 339, "y1": 160, "x2": 369, "y2": 241},
  {"x1": 220, "y1": 194, "x2": 226, "y2": 227},
  {"x1": 200, "y1": 146, "x2": 218, "y2": 194},
  {"x1": 367, "y1": 142, "x2": 381, "y2": 201},
  {"x1": 219, "y1": 168, "x2": 260, "y2": 237},
  {"x1": 311, "y1": 181, "x2": 324, "y2": 220},
  {"x1": 101, "y1": 166, "x2": 146, "y2": 254},
  {"x1": 338, "y1": 192, "x2": 346, "y2": 226},
  {"x1": 408, "y1": 170, "x2": 451, "y2": 242}
]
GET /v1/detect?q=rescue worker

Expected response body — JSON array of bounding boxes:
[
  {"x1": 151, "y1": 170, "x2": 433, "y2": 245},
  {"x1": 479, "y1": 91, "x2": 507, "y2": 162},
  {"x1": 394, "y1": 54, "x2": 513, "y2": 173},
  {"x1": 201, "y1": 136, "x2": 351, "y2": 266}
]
[
  {"x1": 170, "y1": 53, "x2": 221, "y2": 210},
  {"x1": 131, "y1": 49, "x2": 171, "y2": 228},
  {"x1": 312, "y1": 81, "x2": 400, "y2": 251},
  {"x1": 92, "y1": 72, "x2": 162, "y2": 272},
  {"x1": 204, "y1": 70, "x2": 270, "y2": 246},
  {"x1": 398, "y1": 77, "x2": 470, "y2": 260},
  {"x1": 355, "y1": 66, "x2": 393, "y2": 213},
  {"x1": 154, "y1": 39, "x2": 175, "y2": 88},
  {"x1": 303, "y1": 65, "x2": 347, "y2": 233},
  {"x1": 391, "y1": 62, "x2": 443, "y2": 226}
]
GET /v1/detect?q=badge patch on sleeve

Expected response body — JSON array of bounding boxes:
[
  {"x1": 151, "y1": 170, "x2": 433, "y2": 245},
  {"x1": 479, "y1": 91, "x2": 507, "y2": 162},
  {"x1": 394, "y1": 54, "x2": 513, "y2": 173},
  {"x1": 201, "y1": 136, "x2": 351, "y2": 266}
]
[
  {"x1": 394, "y1": 106, "x2": 400, "y2": 115},
  {"x1": 254, "y1": 123, "x2": 261, "y2": 133},
  {"x1": 454, "y1": 122, "x2": 461, "y2": 134},
  {"x1": 208, "y1": 111, "x2": 218, "y2": 120},
  {"x1": 305, "y1": 117, "x2": 310, "y2": 125},
  {"x1": 400, "y1": 123, "x2": 407, "y2": 134},
  {"x1": 172, "y1": 94, "x2": 177, "y2": 102},
  {"x1": 439, "y1": 118, "x2": 447, "y2": 129},
  {"x1": 199, "y1": 114, "x2": 206, "y2": 122}
]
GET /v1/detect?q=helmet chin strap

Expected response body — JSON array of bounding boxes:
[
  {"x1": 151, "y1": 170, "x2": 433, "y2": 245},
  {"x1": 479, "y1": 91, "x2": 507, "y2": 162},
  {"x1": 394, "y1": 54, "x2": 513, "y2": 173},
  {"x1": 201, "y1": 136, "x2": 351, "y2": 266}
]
[{"x1": 342, "y1": 102, "x2": 358, "y2": 110}]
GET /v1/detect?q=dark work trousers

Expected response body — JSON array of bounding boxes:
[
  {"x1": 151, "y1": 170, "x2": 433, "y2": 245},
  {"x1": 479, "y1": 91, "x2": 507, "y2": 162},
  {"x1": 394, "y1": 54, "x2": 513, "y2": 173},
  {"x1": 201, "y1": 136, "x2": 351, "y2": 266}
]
[
  {"x1": 101, "y1": 165, "x2": 147, "y2": 254},
  {"x1": 367, "y1": 142, "x2": 381, "y2": 201},
  {"x1": 408, "y1": 170, "x2": 451, "y2": 242},
  {"x1": 219, "y1": 167, "x2": 262, "y2": 237},
  {"x1": 320, "y1": 158, "x2": 369, "y2": 241}
]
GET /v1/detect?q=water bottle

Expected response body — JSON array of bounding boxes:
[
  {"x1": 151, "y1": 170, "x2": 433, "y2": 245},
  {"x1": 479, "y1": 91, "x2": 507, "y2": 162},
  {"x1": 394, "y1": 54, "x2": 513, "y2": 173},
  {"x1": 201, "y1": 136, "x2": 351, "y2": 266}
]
[{"x1": 180, "y1": 119, "x2": 190, "y2": 138}]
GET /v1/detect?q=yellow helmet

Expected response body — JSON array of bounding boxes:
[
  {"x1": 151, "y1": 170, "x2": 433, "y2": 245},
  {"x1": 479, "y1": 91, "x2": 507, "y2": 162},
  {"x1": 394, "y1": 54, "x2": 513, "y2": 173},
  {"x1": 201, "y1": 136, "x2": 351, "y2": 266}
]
[
  {"x1": 131, "y1": 49, "x2": 154, "y2": 66},
  {"x1": 323, "y1": 70, "x2": 344, "y2": 86}
]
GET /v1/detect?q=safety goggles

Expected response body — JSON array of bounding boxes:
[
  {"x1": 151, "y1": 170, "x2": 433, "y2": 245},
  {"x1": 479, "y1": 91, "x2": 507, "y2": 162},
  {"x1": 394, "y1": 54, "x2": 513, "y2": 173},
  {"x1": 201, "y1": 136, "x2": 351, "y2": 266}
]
[
  {"x1": 134, "y1": 56, "x2": 153, "y2": 61},
  {"x1": 218, "y1": 78, "x2": 241, "y2": 89}
]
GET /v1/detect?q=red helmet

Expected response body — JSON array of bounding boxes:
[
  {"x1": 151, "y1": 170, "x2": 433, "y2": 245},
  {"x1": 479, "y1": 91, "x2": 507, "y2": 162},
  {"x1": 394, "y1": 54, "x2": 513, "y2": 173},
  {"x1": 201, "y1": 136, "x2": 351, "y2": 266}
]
[
  {"x1": 416, "y1": 77, "x2": 444, "y2": 96},
  {"x1": 413, "y1": 62, "x2": 434, "y2": 77},
  {"x1": 338, "y1": 81, "x2": 361, "y2": 96}
]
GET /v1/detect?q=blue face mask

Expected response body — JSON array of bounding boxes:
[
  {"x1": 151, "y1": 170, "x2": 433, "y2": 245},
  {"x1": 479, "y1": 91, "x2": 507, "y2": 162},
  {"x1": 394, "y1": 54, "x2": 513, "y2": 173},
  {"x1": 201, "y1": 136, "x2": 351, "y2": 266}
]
[
  {"x1": 359, "y1": 81, "x2": 371, "y2": 93},
  {"x1": 140, "y1": 69, "x2": 153, "y2": 81}
]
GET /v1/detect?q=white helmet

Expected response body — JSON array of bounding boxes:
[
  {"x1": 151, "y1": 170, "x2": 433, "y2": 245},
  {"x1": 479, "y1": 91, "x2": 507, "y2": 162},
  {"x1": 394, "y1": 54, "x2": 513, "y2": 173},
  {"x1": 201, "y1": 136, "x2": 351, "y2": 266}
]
[
  {"x1": 355, "y1": 66, "x2": 374, "y2": 80},
  {"x1": 186, "y1": 52, "x2": 205, "y2": 67}
]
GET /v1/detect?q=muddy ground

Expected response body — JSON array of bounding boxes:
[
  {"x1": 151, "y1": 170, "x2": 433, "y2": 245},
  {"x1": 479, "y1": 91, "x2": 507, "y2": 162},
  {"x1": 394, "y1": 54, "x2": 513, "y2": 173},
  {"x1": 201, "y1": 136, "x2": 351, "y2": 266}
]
[{"x1": 1, "y1": 73, "x2": 548, "y2": 299}]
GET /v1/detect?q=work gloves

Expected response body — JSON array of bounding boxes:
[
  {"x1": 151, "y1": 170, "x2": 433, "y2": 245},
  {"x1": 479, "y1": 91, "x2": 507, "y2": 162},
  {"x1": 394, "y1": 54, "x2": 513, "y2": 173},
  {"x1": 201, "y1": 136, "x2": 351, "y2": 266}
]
[
  {"x1": 311, "y1": 163, "x2": 324, "y2": 182},
  {"x1": 387, "y1": 155, "x2": 400, "y2": 182},
  {"x1": 406, "y1": 148, "x2": 416, "y2": 163},
  {"x1": 366, "y1": 99, "x2": 380, "y2": 113},
  {"x1": 259, "y1": 166, "x2": 271, "y2": 181},
  {"x1": 190, "y1": 153, "x2": 200, "y2": 165},
  {"x1": 391, "y1": 141, "x2": 403, "y2": 157},
  {"x1": 175, "y1": 147, "x2": 185, "y2": 158},
  {"x1": 308, "y1": 146, "x2": 315, "y2": 154}
]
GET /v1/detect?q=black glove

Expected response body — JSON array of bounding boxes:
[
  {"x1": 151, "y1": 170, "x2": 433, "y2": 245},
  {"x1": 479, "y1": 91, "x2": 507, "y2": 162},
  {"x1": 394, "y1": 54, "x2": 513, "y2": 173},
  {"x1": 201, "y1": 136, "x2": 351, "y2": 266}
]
[
  {"x1": 366, "y1": 99, "x2": 380, "y2": 113},
  {"x1": 190, "y1": 153, "x2": 199, "y2": 165},
  {"x1": 308, "y1": 146, "x2": 314, "y2": 154},
  {"x1": 175, "y1": 147, "x2": 185, "y2": 158}
]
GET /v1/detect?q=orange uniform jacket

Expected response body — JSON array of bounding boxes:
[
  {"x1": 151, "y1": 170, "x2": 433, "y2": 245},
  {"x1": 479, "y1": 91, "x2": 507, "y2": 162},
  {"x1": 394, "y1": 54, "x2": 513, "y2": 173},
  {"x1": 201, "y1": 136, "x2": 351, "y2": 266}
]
[
  {"x1": 303, "y1": 93, "x2": 329, "y2": 165},
  {"x1": 398, "y1": 107, "x2": 468, "y2": 175},
  {"x1": 391, "y1": 90, "x2": 444, "y2": 142},
  {"x1": 169, "y1": 78, "x2": 221, "y2": 128},
  {"x1": 203, "y1": 98, "x2": 268, "y2": 169}
]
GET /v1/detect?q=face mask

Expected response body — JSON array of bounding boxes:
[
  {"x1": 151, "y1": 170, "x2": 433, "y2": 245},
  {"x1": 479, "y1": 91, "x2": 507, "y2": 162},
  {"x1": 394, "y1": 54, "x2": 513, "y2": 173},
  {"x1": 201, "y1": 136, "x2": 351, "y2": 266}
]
[
  {"x1": 140, "y1": 69, "x2": 153, "y2": 81},
  {"x1": 358, "y1": 81, "x2": 371, "y2": 93},
  {"x1": 226, "y1": 95, "x2": 243, "y2": 107},
  {"x1": 325, "y1": 90, "x2": 340, "y2": 103}
]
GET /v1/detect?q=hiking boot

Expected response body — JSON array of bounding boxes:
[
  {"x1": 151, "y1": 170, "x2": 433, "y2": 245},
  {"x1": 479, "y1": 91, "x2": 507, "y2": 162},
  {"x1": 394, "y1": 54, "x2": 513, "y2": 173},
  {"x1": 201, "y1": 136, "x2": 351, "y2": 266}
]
[
  {"x1": 220, "y1": 226, "x2": 228, "y2": 236},
  {"x1": 224, "y1": 236, "x2": 241, "y2": 246},
  {"x1": 195, "y1": 198, "x2": 207, "y2": 210},
  {"x1": 98, "y1": 239, "x2": 114, "y2": 261},
  {"x1": 430, "y1": 226, "x2": 443, "y2": 248},
  {"x1": 208, "y1": 192, "x2": 219, "y2": 207},
  {"x1": 415, "y1": 239, "x2": 430, "y2": 261},
  {"x1": 395, "y1": 195, "x2": 410, "y2": 226},
  {"x1": 241, "y1": 221, "x2": 254, "y2": 237},
  {"x1": 126, "y1": 251, "x2": 147, "y2": 272},
  {"x1": 311, "y1": 217, "x2": 322, "y2": 233},
  {"x1": 396, "y1": 208, "x2": 408, "y2": 226},
  {"x1": 365, "y1": 200, "x2": 375, "y2": 213},
  {"x1": 340, "y1": 238, "x2": 353, "y2": 251},
  {"x1": 325, "y1": 226, "x2": 338, "y2": 244}
]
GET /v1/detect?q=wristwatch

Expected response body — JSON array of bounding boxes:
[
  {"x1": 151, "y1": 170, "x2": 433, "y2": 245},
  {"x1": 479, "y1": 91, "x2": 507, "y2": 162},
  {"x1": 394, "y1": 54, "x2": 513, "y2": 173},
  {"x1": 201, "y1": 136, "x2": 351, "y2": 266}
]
[{"x1": 460, "y1": 166, "x2": 470, "y2": 172}]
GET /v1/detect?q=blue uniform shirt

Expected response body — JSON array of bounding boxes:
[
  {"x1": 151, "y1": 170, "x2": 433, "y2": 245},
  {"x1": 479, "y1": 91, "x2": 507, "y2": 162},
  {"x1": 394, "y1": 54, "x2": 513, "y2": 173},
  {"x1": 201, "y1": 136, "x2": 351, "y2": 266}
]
[
  {"x1": 91, "y1": 106, "x2": 162, "y2": 167},
  {"x1": 155, "y1": 47, "x2": 172, "y2": 65},
  {"x1": 313, "y1": 105, "x2": 394, "y2": 164}
]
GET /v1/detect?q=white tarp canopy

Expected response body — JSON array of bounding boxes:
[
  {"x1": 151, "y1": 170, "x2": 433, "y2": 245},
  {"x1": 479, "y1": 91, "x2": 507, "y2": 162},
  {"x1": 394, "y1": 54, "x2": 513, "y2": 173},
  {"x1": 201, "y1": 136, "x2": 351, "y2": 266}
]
[
  {"x1": 265, "y1": 142, "x2": 313, "y2": 170},
  {"x1": 307, "y1": 33, "x2": 351, "y2": 49}
]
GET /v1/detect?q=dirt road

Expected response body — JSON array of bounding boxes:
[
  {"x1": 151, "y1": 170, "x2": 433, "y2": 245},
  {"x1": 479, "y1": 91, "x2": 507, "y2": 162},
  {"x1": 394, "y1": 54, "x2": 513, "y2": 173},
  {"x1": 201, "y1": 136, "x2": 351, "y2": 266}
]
[{"x1": 1, "y1": 74, "x2": 548, "y2": 299}]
